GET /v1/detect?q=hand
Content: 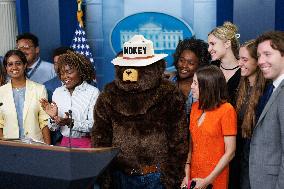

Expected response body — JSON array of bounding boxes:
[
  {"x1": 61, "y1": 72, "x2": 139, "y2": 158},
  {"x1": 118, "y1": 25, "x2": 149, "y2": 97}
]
[
  {"x1": 181, "y1": 177, "x2": 188, "y2": 188},
  {"x1": 40, "y1": 98, "x2": 58, "y2": 118},
  {"x1": 181, "y1": 164, "x2": 190, "y2": 188},
  {"x1": 192, "y1": 178, "x2": 211, "y2": 189},
  {"x1": 54, "y1": 112, "x2": 72, "y2": 127},
  {"x1": 39, "y1": 98, "x2": 49, "y2": 109}
]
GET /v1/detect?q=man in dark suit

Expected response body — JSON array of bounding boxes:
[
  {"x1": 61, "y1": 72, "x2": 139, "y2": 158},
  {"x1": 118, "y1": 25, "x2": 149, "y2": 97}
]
[{"x1": 249, "y1": 31, "x2": 284, "y2": 189}]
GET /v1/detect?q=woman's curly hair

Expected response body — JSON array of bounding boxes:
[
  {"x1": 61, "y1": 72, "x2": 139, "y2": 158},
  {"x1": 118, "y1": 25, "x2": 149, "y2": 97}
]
[
  {"x1": 173, "y1": 37, "x2": 211, "y2": 70},
  {"x1": 57, "y1": 50, "x2": 95, "y2": 83}
]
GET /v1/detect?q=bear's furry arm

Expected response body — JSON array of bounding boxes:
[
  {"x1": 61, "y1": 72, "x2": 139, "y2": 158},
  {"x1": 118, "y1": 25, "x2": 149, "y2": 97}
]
[
  {"x1": 162, "y1": 85, "x2": 189, "y2": 188},
  {"x1": 92, "y1": 91, "x2": 113, "y2": 147}
]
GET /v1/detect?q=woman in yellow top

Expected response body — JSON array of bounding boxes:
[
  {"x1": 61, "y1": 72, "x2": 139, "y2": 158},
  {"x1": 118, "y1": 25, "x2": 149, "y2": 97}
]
[{"x1": 0, "y1": 50, "x2": 50, "y2": 144}]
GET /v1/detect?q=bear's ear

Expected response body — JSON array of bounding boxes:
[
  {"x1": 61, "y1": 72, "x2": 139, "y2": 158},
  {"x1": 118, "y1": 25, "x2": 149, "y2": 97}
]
[{"x1": 114, "y1": 65, "x2": 123, "y2": 79}]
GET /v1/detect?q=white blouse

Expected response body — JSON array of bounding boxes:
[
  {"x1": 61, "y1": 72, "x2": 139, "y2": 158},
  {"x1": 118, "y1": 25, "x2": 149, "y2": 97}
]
[{"x1": 48, "y1": 81, "x2": 99, "y2": 138}]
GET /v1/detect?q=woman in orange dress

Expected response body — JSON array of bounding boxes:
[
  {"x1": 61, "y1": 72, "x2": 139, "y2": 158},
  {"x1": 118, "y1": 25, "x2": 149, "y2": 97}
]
[{"x1": 181, "y1": 65, "x2": 237, "y2": 189}]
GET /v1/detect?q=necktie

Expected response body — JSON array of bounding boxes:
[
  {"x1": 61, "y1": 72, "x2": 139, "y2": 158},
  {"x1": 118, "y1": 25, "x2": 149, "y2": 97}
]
[{"x1": 256, "y1": 83, "x2": 274, "y2": 121}]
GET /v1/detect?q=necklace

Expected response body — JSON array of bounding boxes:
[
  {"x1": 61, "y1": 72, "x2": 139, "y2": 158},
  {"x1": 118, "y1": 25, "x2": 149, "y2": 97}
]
[
  {"x1": 220, "y1": 64, "x2": 239, "y2": 70},
  {"x1": 13, "y1": 87, "x2": 25, "y2": 92}
]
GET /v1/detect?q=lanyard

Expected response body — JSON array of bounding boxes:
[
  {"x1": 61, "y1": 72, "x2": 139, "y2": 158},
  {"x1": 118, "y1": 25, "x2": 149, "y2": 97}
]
[{"x1": 27, "y1": 59, "x2": 42, "y2": 79}]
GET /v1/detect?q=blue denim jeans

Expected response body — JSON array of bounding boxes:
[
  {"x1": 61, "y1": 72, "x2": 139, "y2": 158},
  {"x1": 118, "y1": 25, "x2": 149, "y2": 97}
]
[{"x1": 112, "y1": 171, "x2": 165, "y2": 189}]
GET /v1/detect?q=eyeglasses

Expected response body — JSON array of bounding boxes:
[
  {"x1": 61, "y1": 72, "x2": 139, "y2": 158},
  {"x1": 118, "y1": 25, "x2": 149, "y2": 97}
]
[
  {"x1": 15, "y1": 44, "x2": 34, "y2": 51},
  {"x1": 6, "y1": 61, "x2": 24, "y2": 67}
]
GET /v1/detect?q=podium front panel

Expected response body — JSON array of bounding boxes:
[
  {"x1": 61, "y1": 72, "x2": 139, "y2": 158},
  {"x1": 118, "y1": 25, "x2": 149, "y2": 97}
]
[{"x1": 0, "y1": 140, "x2": 119, "y2": 189}]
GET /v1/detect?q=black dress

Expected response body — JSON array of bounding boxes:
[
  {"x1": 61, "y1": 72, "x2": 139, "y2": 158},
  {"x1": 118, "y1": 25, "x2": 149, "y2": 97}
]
[
  {"x1": 227, "y1": 69, "x2": 242, "y2": 189},
  {"x1": 211, "y1": 60, "x2": 241, "y2": 106},
  {"x1": 227, "y1": 68, "x2": 241, "y2": 106},
  {"x1": 212, "y1": 61, "x2": 242, "y2": 189},
  {"x1": 236, "y1": 87, "x2": 253, "y2": 189}
]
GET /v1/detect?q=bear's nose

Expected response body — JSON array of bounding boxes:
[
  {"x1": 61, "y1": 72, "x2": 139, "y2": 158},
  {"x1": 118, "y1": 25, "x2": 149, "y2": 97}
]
[{"x1": 126, "y1": 70, "x2": 132, "y2": 75}]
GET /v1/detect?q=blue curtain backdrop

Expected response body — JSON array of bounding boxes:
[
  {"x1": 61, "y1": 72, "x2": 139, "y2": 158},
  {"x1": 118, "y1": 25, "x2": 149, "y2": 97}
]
[{"x1": 15, "y1": 0, "x2": 284, "y2": 89}]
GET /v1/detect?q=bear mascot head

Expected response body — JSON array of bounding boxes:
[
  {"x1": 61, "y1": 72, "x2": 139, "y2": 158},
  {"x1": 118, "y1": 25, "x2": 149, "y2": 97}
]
[{"x1": 92, "y1": 35, "x2": 188, "y2": 188}]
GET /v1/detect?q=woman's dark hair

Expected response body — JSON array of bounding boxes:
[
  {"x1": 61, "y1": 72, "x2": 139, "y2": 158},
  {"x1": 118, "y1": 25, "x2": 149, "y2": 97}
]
[
  {"x1": 2, "y1": 50, "x2": 28, "y2": 82},
  {"x1": 197, "y1": 65, "x2": 228, "y2": 110},
  {"x1": 0, "y1": 61, "x2": 6, "y2": 86},
  {"x1": 57, "y1": 50, "x2": 95, "y2": 83},
  {"x1": 3, "y1": 50, "x2": 28, "y2": 67},
  {"x1": 173, "y1": 37, "x2": 211, "y2": 70}
]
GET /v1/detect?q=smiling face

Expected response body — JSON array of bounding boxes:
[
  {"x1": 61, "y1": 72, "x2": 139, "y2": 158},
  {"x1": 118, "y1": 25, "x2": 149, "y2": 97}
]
[
  {"x1": 16, "y1": 39, "x2": 39, "y2": 67},
  {"x1": 191, "y1": 74, "x2": 199, "y2": 99},
  {"x1": 5, "y1": 55, "x2": 27, "y2": 80},
  {"x1": 208, "y1": 34, "x2": 227, "y2": 61},
  {"x1": 177, "y1": 50, "x2": 199, "y2": 79},
  {"x1": 60, "y1": 64, "x2": 82, "y2": 93},
  {"x1": 238, "y1": 46, "x2": 258, "y2": 77},
  {"x1": 257, "y1": 40, "x2": 284, "y2": 81}
]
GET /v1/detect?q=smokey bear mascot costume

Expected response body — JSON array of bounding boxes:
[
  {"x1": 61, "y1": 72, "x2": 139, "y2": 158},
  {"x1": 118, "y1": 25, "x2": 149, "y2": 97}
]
[{"x1": 92, "y1": 35, "x2": 188, "y2": 189}]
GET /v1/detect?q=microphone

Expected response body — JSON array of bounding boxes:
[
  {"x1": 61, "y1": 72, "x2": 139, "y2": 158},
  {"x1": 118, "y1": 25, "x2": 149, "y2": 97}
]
[
  {"x1": 68, "y1": 110, "x2": 73, "y2": 148},
  {"x1": 68, "y1": 110, "x2": 72, "y2": 119},
  {"x1": 68, "y1": 110, "x2": 73, "y2": 129}
]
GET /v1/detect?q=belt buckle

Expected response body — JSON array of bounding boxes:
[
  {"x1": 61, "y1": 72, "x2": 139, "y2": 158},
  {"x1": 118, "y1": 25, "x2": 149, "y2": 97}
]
[
  {"x1": 141, "y1": 165, "x2": 158, "y2": 175},
  {"x1": 129, "y1": 165, "x2": 159, "y2": 176},
  {"x1": 130, "y1": 168, "x2": 141, "y2": 176}
]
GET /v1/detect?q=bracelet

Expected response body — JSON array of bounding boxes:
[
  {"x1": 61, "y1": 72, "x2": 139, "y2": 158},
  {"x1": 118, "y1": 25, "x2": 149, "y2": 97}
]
[
  {"x1": 50, "y1": 119, "x2": 55, "y2": 124},
  {"x1": 186, "y1": 162, "x2": 191, "y2": 165}
]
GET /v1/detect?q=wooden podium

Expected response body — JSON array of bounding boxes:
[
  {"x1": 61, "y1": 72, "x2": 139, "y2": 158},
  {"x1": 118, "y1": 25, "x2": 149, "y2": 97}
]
[{"x1": 0, "y1": 140, "x2": 119, "y2": 189}]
